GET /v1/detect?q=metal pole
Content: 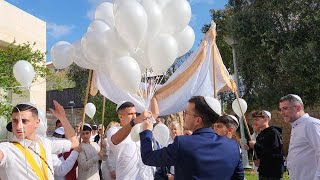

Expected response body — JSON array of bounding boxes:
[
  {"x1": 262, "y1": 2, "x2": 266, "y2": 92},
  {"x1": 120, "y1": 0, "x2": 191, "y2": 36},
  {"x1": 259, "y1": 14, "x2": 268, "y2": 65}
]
[{"x1": 231, "y1": 44, "x2": 251, "y2": 169}]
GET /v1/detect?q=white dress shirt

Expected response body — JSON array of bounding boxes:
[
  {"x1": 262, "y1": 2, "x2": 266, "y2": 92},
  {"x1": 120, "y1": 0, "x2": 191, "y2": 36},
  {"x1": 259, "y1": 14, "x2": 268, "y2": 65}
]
[
  {"x1": 107, "y1": 126, "x2": 154, "y2": 180},
  {"x1": 0, "y1": 135, "x2": 71, "y2": 180},
  {"x1": 52, "y1": 150, "x2": 79, "y2": 180},
  {"x1": 287, "y1": 113, "x2": 320, "y2": 180}
]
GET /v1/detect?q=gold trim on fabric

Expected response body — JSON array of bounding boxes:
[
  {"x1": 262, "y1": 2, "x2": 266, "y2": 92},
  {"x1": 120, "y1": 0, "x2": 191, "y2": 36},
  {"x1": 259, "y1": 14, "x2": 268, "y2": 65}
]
[{"x1": 154, "y1": 41, "x2": 208, "y2": 100}]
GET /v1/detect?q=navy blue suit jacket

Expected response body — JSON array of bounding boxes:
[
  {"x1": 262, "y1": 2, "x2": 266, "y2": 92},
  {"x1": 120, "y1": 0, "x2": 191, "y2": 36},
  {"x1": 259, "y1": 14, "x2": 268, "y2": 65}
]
[{"x1": 140, "y1": 128, "x2": 244, "y2": 180}]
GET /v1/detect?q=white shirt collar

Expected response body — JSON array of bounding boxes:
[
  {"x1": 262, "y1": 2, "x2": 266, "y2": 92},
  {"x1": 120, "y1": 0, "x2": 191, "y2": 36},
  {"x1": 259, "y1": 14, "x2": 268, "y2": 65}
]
[
  {"x1": 292, "y1": 113, "x2": 309, "y2": 128},
  {"x1": 11, "y1": 135, "x2": 39, "y2": 148}
]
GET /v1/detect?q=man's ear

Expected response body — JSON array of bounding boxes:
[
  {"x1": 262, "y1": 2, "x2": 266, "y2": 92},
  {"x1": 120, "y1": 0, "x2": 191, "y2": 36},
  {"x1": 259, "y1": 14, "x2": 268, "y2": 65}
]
[
  {"x1": 296, "y1": 104, "x2": 302, "y2": 112},
  {"x1": 35, "y1": 118, "x2": 40, "y2": 128}
]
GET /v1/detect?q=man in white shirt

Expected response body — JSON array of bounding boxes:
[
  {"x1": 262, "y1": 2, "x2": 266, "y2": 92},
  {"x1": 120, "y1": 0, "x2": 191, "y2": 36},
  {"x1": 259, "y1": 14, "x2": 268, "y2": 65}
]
[
  {"x1": 279, "y1": 94, "x2": 320, "y2": 180},
  {"x1": 0, "y1": 100, "x2": 79, "y2": 180},
  {"x1": 108, "y1": 98, "x2": 158, "y2": 180}
]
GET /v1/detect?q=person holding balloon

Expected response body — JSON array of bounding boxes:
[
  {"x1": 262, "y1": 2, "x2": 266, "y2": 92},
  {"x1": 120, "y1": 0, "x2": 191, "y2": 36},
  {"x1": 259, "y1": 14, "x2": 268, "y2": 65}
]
[
  {"x1": 107, "y1": 97, "x2": 159, "y2": 180},
  {"x1": 139, "y1": 96, "x2": 244, "y2": 179}
]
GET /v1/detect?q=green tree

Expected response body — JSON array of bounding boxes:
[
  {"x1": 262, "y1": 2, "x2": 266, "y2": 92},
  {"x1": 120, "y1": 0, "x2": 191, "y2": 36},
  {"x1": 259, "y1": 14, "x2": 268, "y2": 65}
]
[
  {"x1": 205, "y1": 0, "x2": 320, "y2": 110},
  {"x1": 67, "y1": 64, "x2": 118, "y2": 127},
  {"x1": 0, "y1": 41, "x2": 47, "y2": 117}
]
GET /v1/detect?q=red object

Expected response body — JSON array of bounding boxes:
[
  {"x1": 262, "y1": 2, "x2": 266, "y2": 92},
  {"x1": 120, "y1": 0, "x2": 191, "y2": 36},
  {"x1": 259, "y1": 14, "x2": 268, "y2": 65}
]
[{"x1": 58, "y1": 150, "x2": 78, "y2": 180}]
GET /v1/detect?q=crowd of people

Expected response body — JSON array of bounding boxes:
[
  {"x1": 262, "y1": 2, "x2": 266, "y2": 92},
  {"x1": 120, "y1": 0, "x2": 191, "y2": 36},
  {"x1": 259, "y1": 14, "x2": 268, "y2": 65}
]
[{"x1": 0, "y1": 94, "x2": 319, "y2": 180}]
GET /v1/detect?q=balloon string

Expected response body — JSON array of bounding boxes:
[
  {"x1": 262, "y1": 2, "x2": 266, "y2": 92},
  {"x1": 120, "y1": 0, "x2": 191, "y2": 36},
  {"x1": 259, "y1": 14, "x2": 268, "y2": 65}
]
[{"x1": 80, "y1": 70, "x2": 93, "y2": 142}]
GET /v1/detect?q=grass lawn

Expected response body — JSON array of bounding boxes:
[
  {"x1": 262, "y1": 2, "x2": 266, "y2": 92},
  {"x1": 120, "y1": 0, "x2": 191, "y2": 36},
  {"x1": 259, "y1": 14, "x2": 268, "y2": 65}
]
[{"x1": 244, "y1": 169, "x2": 289, "y2": 180}]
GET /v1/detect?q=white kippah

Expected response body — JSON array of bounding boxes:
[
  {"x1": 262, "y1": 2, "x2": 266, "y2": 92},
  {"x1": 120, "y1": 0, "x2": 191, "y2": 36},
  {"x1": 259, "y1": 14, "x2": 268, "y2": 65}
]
[
  {"x1": 289, "y1": 94, "x2": 303, "y2": 103},
  {"x1": 54, "y1": 127, "x2": 65, "y2": 135},
  {"x1": 116, "y1": 101, "x2": 126, "y2": 111},
  {"x1": 204, "y1": 96, "x2": 221, "y2": 115},
  {"x1": 263, "y1": 110, "x2": 272, "y2": 120},
  {"x1": 228, "y1": 115, "x2": 239, "y2": 126}
]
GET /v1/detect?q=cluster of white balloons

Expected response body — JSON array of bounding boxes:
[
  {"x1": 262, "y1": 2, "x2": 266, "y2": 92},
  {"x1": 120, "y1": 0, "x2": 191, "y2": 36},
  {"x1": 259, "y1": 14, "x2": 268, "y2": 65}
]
[{"x1": 51, "y1": 0, "x2": 195, "y2": 93}]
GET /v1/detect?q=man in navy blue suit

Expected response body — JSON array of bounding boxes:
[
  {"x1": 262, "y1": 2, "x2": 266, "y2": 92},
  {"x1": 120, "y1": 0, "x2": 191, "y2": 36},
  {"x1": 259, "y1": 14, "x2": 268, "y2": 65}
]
[{"x1": 140, "y1": 96, "x2": 244, "y2": 180}]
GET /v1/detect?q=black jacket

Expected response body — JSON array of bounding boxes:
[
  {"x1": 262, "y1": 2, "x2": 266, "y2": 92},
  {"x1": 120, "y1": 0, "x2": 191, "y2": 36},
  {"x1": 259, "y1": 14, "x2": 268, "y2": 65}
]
[{"x1": 254, "y1": 126, "x2": 284, "y2": 178}]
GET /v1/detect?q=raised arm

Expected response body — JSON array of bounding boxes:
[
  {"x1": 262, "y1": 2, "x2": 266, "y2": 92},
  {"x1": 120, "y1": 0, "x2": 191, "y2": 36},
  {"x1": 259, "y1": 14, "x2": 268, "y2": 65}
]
[
  {"x1": 50, "y1": 100, "x2": 79, "y2": 148},
  {"x1": 151, "y1": 97, "x2": 159, "y2": 120}
]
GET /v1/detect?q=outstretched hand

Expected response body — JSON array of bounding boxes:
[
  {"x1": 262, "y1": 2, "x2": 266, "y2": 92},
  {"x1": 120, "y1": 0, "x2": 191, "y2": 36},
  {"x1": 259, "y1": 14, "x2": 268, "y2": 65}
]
[{"x1": 49, "y1": 100, "x2": 66, "y2": 121}]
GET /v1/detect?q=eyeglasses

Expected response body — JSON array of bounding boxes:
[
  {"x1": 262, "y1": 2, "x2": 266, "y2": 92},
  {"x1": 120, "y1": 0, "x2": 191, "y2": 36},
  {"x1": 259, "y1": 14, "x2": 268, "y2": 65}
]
[
  {"x1": 278, "y1": 106, "x2": 296, "y2": 112},
  {"x1": 183, "y1": 110, "x2": 200, "y2": 117}
]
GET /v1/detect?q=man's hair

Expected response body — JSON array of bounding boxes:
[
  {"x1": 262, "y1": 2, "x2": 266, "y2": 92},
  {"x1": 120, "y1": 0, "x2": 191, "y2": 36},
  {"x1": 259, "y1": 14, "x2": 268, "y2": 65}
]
[
  {"x1": 52, "y1": 132, "x2": 65, "y2": 138},
  {"x1": 12, "y1": 103, "x2": 38, "y2": 118},
  {"x1": 279, "y1": 94, "x2": 304, "y2": 107},
  {"x1": 188, "y1": 96, "x2": 220, "y2": 127},
  {"x1": 56, "y1": 119, "x2": 61, "y2": 126},
  {"x1": 116, "y1": 102, "x2": 135, "y2": 113},
  {"x1": 216, "y1": 115, "x2": 239, "y2": 130}
]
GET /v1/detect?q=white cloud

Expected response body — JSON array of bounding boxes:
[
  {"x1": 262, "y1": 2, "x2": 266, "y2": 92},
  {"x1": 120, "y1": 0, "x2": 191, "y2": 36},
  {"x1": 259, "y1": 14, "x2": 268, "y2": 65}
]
[
  {"x1": 86, "y1": 0, "x2": 114, "y2": 20},
  {"x1": 47, "y1": 23, "x2": 75, "y2": 39}
]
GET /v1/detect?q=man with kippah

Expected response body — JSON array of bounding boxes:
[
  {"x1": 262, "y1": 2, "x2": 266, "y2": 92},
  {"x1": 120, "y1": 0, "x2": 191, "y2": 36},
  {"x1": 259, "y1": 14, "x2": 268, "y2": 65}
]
[
  {"x1": 140, "y1": 96, "x2": 244, "y2": 180},
  {"x1": 78, "y1": 123, "x2": 106, "y2": 180},
  {"x1": 0, "y1": 100, "x2": 79, "y2": 180},
  {"x1": 248, "y1": 110, "x2": 284, "y2": 179},
  {"x1": 107, "y1": 97, "x2": 158, "y2": 180},
  {"x1": 278, "y1": 94, "x2": 320, "y2": 180}
]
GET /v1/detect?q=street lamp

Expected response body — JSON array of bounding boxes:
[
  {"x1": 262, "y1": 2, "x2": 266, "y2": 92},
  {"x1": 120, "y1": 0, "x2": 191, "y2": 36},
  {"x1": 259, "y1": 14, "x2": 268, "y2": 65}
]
[
  {"x1": 68, "y1": 101, "x2": 76, "y2": 127},
  {"x1": 224, "y1": 36, "x2": 251, "y2": 169}
]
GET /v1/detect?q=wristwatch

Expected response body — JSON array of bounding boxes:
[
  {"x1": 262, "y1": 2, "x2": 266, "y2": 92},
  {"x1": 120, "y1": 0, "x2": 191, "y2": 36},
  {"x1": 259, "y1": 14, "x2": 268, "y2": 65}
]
[{"x1": 130, "y1": 118, "x2": 135, "y2": 127}]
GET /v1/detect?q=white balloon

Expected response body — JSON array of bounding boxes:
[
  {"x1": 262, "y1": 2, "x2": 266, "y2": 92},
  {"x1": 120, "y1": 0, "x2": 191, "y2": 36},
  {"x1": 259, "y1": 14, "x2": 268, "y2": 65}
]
[
  {"x1": 95, "y1": 2, "x2": 115, "y2": 28},
  {"x1": 154, "y1": 0, "x2": 171, "y2": 8},
  {"x1": 114, "y1": 0, "x2": 148, "y2": 49},
  {"x1": 109, "y1": 56, "x2": 142, "y2": 93},
  {"x1": 174, "y1": 25, "x2": 195, "y2": 57},
  {"x1": 13, "y1": 60, "x2": 35, "y2": 87},
  {"x1": 204, "y1": 96, "x2": 221, "y2": 115},
  {"x1": 232, "y1": 98, "x2": 248, "y2": 117},
  {"x1": 147, "y1": 34, "x2": 178, "y2": 74},
  {"x1": 72, "y1": 40, "x2": 96, "y2": 70},
  {"x1": 130, "y1": 48, "x2": 149, "y2": 71},
  {"x1": 38, "y1": 109, "x2": 47, "y2": 124},
  {"x1": 85, "y1": 103, "x2": 96, "y2": 119},
  {"x1": 36, "y1": 120, "x2": 47, "y2": 137},
  {"x1": 130, "y1": 122, "x2": 143, "y2": 142},
  {"x1": 87, "y1": 19, "x2": 110, "y2": 33},
  {"x1": 105, "y1": 28, "x2": 130, "y2": 57},
  {"x1": 51, "y1": 41, "x2": 74, "y2": 69},
  {"x1": 81, "y1": 31, "x2": 110, "y2": 67},
  {"x1": 161, "y1": 0, "x2": 191, "y2": 33},
  {"x1": 140, "y1": 0, "x2": 162, "y2": 39},
  {"x1": 153, "y1": 123, "x2": 170, "y2": 146}
]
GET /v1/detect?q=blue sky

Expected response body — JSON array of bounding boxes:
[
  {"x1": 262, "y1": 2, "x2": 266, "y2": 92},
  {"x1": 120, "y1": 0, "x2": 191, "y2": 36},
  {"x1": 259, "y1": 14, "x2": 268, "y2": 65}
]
[{"x1": 5, "y1": 0, "x2": 228, "y2": 62}]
